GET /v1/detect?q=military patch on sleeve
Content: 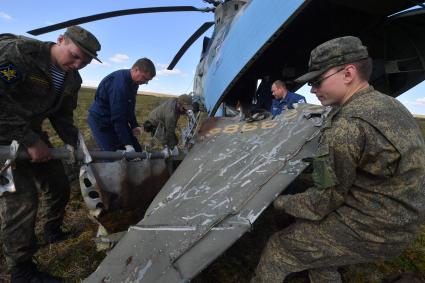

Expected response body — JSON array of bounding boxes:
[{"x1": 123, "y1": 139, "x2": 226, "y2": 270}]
[
  {"x1": 0, "y1": 63, "x2": 21, "y2": 84},
  {"x1": 28, "y1": 75, "x2": 50, "y2": 87}
]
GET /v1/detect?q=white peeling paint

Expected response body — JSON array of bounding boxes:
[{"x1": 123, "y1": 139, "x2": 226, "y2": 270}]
[
  {"x1": 241, "y1": 180, "x2": 251, "y2": 187},
  {"x1": 212, "y1": 198, "x2": 230, "y2": 210},
  {"x1": 130, "y1": 226, "x2": 197, "y2": 231},
  {"x1": 149, "y1": 201, "x2": 165, "y2": 215},
  {"x1": 211, "y1": 226, "x2": 236, "y2": 231},
  {"x1": 202, "y1": 219, "x2": 213, "y2": 225},
  {"x1": 250, "y1": 144, "x2": 259, "y2": 152},
  {"x1": 201, "y1": 185, "x2": 230, "y2": 204},
  {"x1": 183, "y1": 163, "x2": 204, "y2": 190},
  {"x1": 219, "y1": 153, "x2": 250, "y2": 176},
  {"x1": 182, "y1": 213, "x2": 216, "y2": 220},
  {"x1": 228, "y1": 218, "x2": 251, "y2": 226},
  {"x1": 245, "y1": 206, "x2": 268, "y2": 223},
  {"x1": 137, "y1": 260, "x2": 152, "y2": 280},
  {"x1": 212, "y1": 148, "x2": 237, "y2": 162},
  {"x1": 167, "y1": 186, "x2": 183, "y2": 200},
  {"x1": 289, "y1": 159, "x2": 302, "y2": 166}
]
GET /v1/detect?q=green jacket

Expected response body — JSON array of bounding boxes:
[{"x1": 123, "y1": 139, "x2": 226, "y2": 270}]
[
  {"x1": 147, "y1": 98, "x2": 180, "y2": 148},
  {"x1": 0, "y1": 33, "x2": 81, "y2": 147},
  {"x1": 281, "y1": 86, "x2": 425, "y2": 244}
]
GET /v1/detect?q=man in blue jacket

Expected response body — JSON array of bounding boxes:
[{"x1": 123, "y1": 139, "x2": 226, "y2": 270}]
[
  {"x1": 88, "y1": 58, "x2": 156, "y2": 152},
  {"x1": 270, "y1": 80, "x2": 306, "y2": 117}
]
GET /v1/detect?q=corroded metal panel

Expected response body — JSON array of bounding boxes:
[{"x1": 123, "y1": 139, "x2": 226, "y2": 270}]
[{"x1": 80, "y1": 159, "x2": 169, "y2": 233}]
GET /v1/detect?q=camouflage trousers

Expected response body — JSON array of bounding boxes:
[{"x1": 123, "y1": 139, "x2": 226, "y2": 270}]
[
  {"x1": 0, "y1": 159, "x2": 70, "y2": 269},
  {"x1": 251, "y1": 214, "x2": 407, "y2": 283}
]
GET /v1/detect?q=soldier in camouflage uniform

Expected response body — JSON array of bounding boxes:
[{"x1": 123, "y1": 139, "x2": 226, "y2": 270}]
[
  {"x1": 251, "y1": 36, "x2": 425, "y2": 282},
  {"x1": 144, "y1": 94, "x2": 193, "y2": 151},
  {"x1": 0, "y1": 26, "x2": 101, "y2": 282}
]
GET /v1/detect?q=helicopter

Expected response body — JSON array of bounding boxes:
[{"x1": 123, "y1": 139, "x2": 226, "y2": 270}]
[
  {"x1": 16, "y1": 0, "x2": 425, "y2": 281},
  {"x1": 27, "y1": 0, "x2": 425, "y2": 115}
]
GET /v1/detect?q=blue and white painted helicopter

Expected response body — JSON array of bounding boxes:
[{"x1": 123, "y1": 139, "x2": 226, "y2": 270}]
[
  {"x1": 29, "y1": 0, "x2": 425, "y2": 116},
  {"x1": 26, "y1": 0, "x2": 425, "y2": 281}
]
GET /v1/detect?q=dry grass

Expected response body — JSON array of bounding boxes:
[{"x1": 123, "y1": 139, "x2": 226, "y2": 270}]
[
  {"x1": 47, "y1": 87, "x2": 174, "y2": 148},
  {"x1": 1, "y1": 87, "x2": 425, "y2": 282}
]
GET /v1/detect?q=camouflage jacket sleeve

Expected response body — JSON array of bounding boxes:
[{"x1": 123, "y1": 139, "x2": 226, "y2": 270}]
[
  {"x1": 48, "y1": 89, "x2": 80, "y2": 147},
  {"x1": 0, "y1": 94, "x2": 40, "y2": 146},
  {"x1": 164, "y1": 102, "x2": 179, "y2": 148},
  {"x1": 0, "y1": 36, "x2": 41, "y2": 146},
  {"x1": 280, "y1": 117, "x2": 364, "y2": 220}
]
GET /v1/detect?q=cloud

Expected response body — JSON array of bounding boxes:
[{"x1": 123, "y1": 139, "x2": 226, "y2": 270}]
[
  {"x1": 156, "y1": 63, "x2": 168, "y2": 69},
  {"x1": 109, "y1": 54, "x2": 129, "y2": 63},
  {"x1": 91, "y1": 60, "x2": 111, "y2": 67},
  {"x1": 157, "y1": 68, "x2": 183, "y2": 76},
  {"x1": 0, "y1": 12, "x2": 12, "y2": 21},
  {"x1": 155, "y1": 63, "x2": 185, "y2": 77},
  {"x1": 416, "y1": 97, "x2": 425, "y2": 105}
]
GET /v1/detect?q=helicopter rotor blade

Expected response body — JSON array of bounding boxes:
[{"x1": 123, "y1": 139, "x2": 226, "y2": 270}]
[
  {"x1": 167, "y1": 21, "x2": 214, "y2": 70},
  {"x1": 27, "y1": 6, "x2": 214, "y2": 35}
]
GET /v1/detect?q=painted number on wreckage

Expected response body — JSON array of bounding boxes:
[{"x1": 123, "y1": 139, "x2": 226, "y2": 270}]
[{"x1": 206, "y1": 120, "x2": 279, "y2": 136}]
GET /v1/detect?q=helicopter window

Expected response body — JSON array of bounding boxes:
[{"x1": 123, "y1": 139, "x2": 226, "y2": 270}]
[{"x1": 201, "y1": 37, "x2": 212, "y2": 60}]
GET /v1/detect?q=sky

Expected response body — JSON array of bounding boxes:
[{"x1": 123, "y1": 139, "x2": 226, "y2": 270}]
[{"x1": 1, "y1": 0, "x2": 424, "y2": 115}]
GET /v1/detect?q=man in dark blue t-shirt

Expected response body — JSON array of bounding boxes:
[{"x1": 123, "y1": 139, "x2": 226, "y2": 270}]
[
  {"x1": 88, "y1": 58, "x2": 155, "y2": 152},
  {"x1": 270, "y1": 80, "x2": 306, "y2": 117}
]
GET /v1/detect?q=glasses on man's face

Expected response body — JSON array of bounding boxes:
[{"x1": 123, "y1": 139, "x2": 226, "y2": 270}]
[{"x1": 307, "y1": 68, "x2": 345, "y2": 88}]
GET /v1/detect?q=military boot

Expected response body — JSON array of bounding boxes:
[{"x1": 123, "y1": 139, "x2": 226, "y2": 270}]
[{"x1": 11, "y1": 261, "x2": 62, "y2": 283}]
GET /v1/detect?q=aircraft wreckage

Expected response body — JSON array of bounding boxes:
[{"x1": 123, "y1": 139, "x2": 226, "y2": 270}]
[
  {"x1": 0, "y1": 104, "x2": 327, "y2": 282},
  {"x1": 1, "y1": 0, "x2": 423, "y2": 281}
]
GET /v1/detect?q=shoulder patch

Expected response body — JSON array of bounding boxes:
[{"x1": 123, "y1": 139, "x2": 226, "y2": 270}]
[{"x1": 0, "y1": 63, "x2": 21, "y2": 83}]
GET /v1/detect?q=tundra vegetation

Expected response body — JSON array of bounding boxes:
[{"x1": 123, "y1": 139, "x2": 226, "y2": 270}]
[{"x1": 0, "y1": 87, "x2": 424, "y2": 282}]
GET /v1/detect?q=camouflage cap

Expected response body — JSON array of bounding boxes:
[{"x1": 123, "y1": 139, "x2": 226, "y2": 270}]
[
  {"x1": 295, "y1": 36, "x2": 369, "y2": 83},
  {"x1": 177, "y1": 94, "x2": 193, "y2": 111},
  {"x1": 65, "y1": 26, "x2": 102, "y2": 63}
]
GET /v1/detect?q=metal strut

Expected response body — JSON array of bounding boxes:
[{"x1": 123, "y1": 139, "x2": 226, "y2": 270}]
[{"x1": 0, "y1": 145, "x2": 167, "y2": 162}]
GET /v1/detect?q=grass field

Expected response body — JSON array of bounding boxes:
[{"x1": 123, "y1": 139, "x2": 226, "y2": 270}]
[
  {"x1": 46, "y1": 87, "x2": 173, "y2": 148},
  {"x1": 1, "y1": 87, "x2": 425, "y2": 282}
]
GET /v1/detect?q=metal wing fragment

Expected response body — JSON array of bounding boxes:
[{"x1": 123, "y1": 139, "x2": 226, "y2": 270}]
[{"x1": 84, "y1": 104, "x2": 327, "y2": 282}]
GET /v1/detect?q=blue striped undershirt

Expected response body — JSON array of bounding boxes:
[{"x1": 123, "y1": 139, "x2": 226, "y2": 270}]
[{"x1": 50, "y1": 64, "x2": 67, "y2": 94}]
